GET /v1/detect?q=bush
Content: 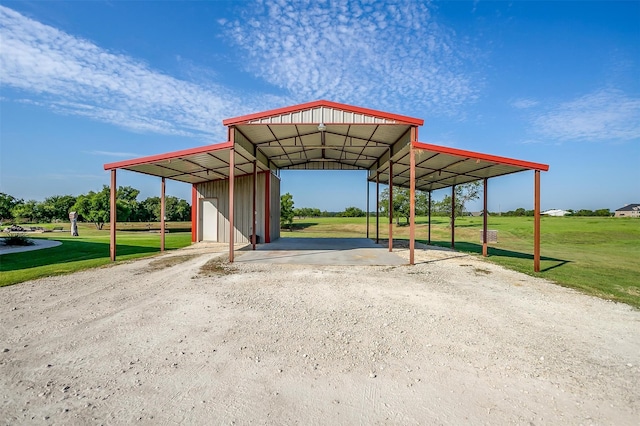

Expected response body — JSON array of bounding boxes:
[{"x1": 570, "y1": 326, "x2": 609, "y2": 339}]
[{"x1": 1, "y1": 232, "x2": 34, "y2": 246}]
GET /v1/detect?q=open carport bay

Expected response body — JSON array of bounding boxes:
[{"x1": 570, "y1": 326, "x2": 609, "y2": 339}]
[{"x1": 235, "y1": 238, "x2": 406, "y2": 266}]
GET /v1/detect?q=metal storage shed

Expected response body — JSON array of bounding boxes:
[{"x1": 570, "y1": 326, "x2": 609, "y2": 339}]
[{"x1": 104, "y1": 100, "x2": 549, "y2": 270}]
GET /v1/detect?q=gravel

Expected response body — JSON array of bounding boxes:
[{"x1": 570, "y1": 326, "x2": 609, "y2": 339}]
[{"x1": 1, "y1": 244, "x2": 638, "y2": 424}]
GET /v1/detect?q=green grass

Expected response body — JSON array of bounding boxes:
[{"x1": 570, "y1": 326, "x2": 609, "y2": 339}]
[
  {"x1": 284, "y1": 215, "x2": 640, "y2": 308},
  {"x1": 3, "y1": 217, "x2": 639, "y2": 309},
  {"x1": 0, "y1": 222, "x2": 192, "y2": 287}
]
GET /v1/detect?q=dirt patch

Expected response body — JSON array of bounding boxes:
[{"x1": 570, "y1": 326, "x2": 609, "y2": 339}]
[
  {"x1": 1, "y1": 247, "x2": 638, "y2": 424},
  {"x1": 140, "y1": 254, "x2": 200, "y2": 273},
  {"x1": 197, "y1": 254, "x2": 234, "y2": 277}
]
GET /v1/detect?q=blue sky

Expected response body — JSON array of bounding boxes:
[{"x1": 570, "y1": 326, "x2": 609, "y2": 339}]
[{"x1": 1, "y1": 0, "x2": 638, "y2": 213}]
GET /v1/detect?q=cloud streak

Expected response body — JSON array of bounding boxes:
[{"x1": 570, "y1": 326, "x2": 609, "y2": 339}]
[
  {"x1": 1, "y1": 1, "x2": 482, "y2": 141},
  {"x1": 0, "y1": 6, "x2": 276, "y2": 140},
  {"x1": 223, "y1": 0, "x2": 481, "y2": 115},
  {"x1": 533, "y1": 89, "x2": 640, "y2": 142},
  {"x1": 511, "y1": 98, "x2": 539, "y2": 109}
]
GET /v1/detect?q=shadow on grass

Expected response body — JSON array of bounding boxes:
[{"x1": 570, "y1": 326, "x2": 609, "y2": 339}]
[
  {"x1": 0, "y1": 239, "x2": 166, "y2": 272},
  {"x1": 421, "y1": 240, "x2": 571, "y2": 272},
  {"x1": 285, "y1": 222, "x2": 319, "y2": 231},
  {"x1": 117, "y1": 226, "x2": 192, "y2": 233}
]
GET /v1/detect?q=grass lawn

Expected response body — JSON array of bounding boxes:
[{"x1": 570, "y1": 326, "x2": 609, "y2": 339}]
[
  {"x1": 283, "y1": 215, "x2": 640, "y2": 309},
  {"x1": 0, "y1": 222, "x2": 192, "y2": 287},
  {"x1": 3, "y1": 217, "x2": 639, "y2": 309}
]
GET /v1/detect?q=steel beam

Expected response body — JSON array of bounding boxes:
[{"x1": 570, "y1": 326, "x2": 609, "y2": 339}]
[
  {"x1": 366, "y1": 177, "x2": 370, "y2": 239},
  {"x1": 428, "y1": 191, "x2": 431, "y2": 245},
  {"x1": 483, "y1": 178, "x2": 488, "y2": 257},
  {"x1": 160, "y1": 177, "x2": 166, "y2": 252},
  {"x1": 409, "y1": 143, "x2": 416, "y2": 265},
  {"x1": 191, "y1": 184, "x2": 198, "y2": 243},
  {"x1": 229, "y1": 138, "x2": 235, "y2": 262},
  {"x1": 109, "y1": 169, "x2": 116, "y2": 261},
  {"x1": 534, "y1": 170, "x2": 541, "y2": 272},
  {"x1": 367, "y1": 127, "x2": 411, "y2": 176},
  {"x1": 376, "y1": 171, "x2": 379, "y2": 244},
  {"x1": 252, "y1": 160, "x2": 257, "y2": 250},
  {"x1": 451, "y1": 184, "x2": 456, "y2": 249},
  {"x1": 388, "y1": 160, "x2": 393, "y2": 252},
  {"x1": 265, "y1": 171, "x2": 271, "y2": 243}
]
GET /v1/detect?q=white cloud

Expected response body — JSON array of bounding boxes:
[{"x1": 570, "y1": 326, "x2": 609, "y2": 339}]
[
  {"x1": 0, "y1": 6, "x2": 279, "y2": 141},
  {"x1": 222, "y1": 0, "x2": 480, "y2": 115},
  {"x1": 533, "y1": 89, "x2": 640, "y2": 142},
  {"x1": 511, "y1": 98, "x2": 539, "y2": 109}
]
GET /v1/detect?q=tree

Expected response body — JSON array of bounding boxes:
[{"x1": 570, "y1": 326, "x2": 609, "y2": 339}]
[
  {"x1": 41, "y1": 195, "x2": 77, "y2": 222},
  {"x1": 0, "y1": 193, "x2": 21, "y2": 222},
  {"x1": 171, "y1": 198, "x2": 191, "y2": 221},
  {"x1": 514, "y1": 207, "x2": 526, "y2": 217},
  {"x1": 379, "y1": 188, "x2": 429, "y2": 224},
  {"x1": 341, "y1": 206, "x2": 365, "y2": 217},
  {"x1": 140, "y1": 196, "x2": 161, "y2": 222},
  {"x1": 12, "y1": 200, "x2": 42, "y2": 223},
  {"x1": 456, "y1": 181, "x2": 481, "y2": 215},
  {"x1": 280, "y1": 193, "x2": 295, "y2": 230},
  {"x1": 72, "y1": 186, "x2": 131, "y2": 229},
  {"x1": 434, "y1": 182, "x2": 482, "y2": 218},
  {"x1": 294, "y1": 207, "x2": 311, "y2": 219},
  {"x1": 116, "y1": 186, "x2": 140, "y2": 223},
  {"x1": 72, "y1": 187, "x2": 110, "y2": 229}
]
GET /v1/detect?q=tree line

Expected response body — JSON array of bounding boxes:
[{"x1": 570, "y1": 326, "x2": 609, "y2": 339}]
[
  {"x1": 499, "y1": 208, "x2": 611, "y2": 217},
  {"x1": 1, "y1": 187, "x2": 191, "y2": 229},
  {"x1": 280, "y1": 182, "x2": 483, "y2": 228}
]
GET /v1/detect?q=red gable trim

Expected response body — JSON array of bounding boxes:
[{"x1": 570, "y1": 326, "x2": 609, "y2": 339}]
[
  {"x1": 104, "y1": 141, "x2": 232, "y2": 170},
  {"x1": 412, "y1": 141, "x2": 549, "y2": 172},
  {"x1": 222, "y1": 100, "x2": 424, "y2": 126}
]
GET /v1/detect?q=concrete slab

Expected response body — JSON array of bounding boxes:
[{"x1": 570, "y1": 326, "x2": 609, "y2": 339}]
[
  {"x1": 0, "y1": 238, "x2": 62, "y2": 255},
  {"x1": 235, "y1": 238, "x2": 406, "y2": 266}
]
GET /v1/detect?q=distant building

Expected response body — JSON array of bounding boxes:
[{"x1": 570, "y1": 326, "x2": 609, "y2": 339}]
[
  {"x1": 541, "y1": 209, "x2": 571, "y2": 217},
  {"x1": 614, "y1": 204, "x2": 640, "y2": 218},
  {"x1": 468, "y1": 211, "x2": 488, "y2": 217}
]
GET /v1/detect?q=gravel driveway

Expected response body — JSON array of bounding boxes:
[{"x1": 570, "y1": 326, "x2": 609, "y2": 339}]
[{"x1": 1, "y1": 244, "x2": 638, "y2": 424}]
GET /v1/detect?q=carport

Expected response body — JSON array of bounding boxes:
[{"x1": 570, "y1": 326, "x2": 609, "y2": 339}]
[{"x1": 104, "y1": 100, "x2": 549, "y2": 271}]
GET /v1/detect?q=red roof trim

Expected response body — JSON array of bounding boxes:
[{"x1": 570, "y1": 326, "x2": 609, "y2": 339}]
[
  {"x1": 412, "y1": 142, "x2": 549, "y2": 172},
  {"x1": 104, "y1": 142, "x2": 232, "y2": 170},
  {"x1": 222, "y1": 100, "x2": 424, "y2": 126}
]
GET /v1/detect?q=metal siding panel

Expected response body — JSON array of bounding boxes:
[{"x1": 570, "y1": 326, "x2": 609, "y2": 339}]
[
  {"x1": 323, "y1": 107, "x2": 332, "y2": 123},
  {"x1": 344, "y1": 111, "x2": 353, "y2": 123}
]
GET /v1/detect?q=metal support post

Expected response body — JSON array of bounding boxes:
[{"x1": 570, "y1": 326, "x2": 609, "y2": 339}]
[
  {"x1": 482, "y1": 178, "x2": 488, "y2": 257},
  {"x1": 109, "y1": 170, "x2": 117, "y2": 261},
  {"x1": 160, "y1": 177, "x2": 166, "y2": 252}
]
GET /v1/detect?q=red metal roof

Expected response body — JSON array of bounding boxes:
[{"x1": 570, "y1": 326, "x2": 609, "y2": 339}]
[
  {"x1": 104, "y1": 142, "x2": 232, "y2": 171},
  {"x1": 369, "y1": 141, "x2": 549, "y2": 191},
  {"x1": 223, "y1": 100, "x2": 424, "y2": 126},
  {"x1": 104, "y1": 101, "x2": 548, "y2": 190},
  {"x1": 413, "y1": 142, "x2": 548, "y2": 172},
  {"x1": 104, "y1": 141, "x2": 270, "y2": 184}
]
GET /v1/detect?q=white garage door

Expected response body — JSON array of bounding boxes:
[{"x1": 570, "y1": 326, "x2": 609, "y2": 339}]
[{"x1": 200, "y1": 198, "x2": 218, "y2": 242}]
